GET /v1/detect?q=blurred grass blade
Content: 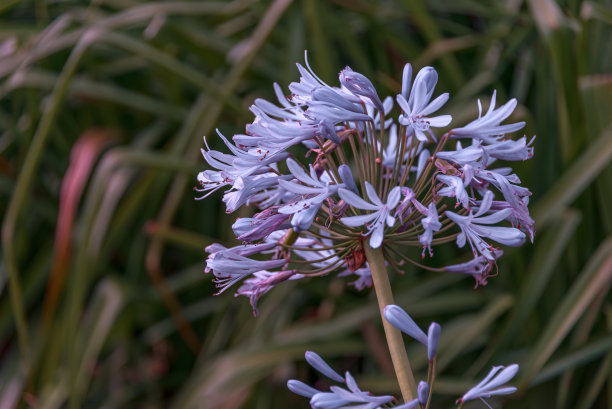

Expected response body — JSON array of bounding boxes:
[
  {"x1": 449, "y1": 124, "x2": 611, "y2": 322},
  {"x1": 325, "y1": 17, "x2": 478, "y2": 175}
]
[
  {"x1": 0, "y1": 377, "x2": 22, "y2": 409},
  {"x1": 401, "y1": 0, "x2": 464, "y2": 88},
  {"x1": 42, "y1": 129, "x2": 116, "y2": 332},
  {"x1": 532, "y1": 124, "x2": 612, "y2": 229},
  {"x1": 467, "y1": 208, "x2": 581, "y2": 376},
  {"x1": 72, "y1": 280, "x2": 124, "y2": 407},
  {"x1": 1, "y1": 70, "x2": 190, "y2": 120},
  {"x1": 144, "y1": 0, "x2": 293, "y2": 354},
  {"x1": 518, "y1": 238, "x2": 612, "y2": 388},
  {"x1": 530, "y1": 334, "x2": 612, "y2": 386},
  {"x1": 527, "y1": 0, "x2": 564, "y2": 36},
  {"x1": 436, "y1": 295, "x2": 513, "y2": 372},
  {"x1": 576, "y1": 349, "x2": 612, "y2": 409},
  {"x1": 1, "y1": 30, "x2": 94, "y2": 369}
]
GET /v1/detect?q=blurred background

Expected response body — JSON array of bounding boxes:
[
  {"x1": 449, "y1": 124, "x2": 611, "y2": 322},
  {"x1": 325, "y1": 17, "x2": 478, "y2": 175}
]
[{"x1": 1, "y1": 0, "x2": 611, "y2": 408}]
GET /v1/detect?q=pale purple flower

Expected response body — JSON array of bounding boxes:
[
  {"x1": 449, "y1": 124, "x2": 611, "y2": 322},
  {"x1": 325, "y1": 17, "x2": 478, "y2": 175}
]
[
  {"x1": 444, "y1": 251, "x2": 503, "y2": 287},
  {"x1": 437, "y1": 174, "x2": 470, "y2": 208},
  {"x1": 445, "y1": 191, "x2": 526, "y2": 260},
  {"x1": 287, "y1": 380, "x2": 320, "y2": 398},
  {"x1": 205, "y1": 243, "x2": 284, "y2": 293},
  {"x1": 339, "y1": 66, "x2": 384, "y2": 111},
  {"x1": 435, "y1": 141, "x2": 483, "y2": 165},
  {"x1": 239, "y1": 97, "x2": 320, "y2": 151},
  {"x1": 339, "y1": 183, "x2": 401, "y2": 248},
  {"x1": 338, "y1": 164, "x2": 359, "y2": 194},
  {"x1": 383, "y1": 305, "x2": 427, "y2": 344},
  {"x1": 195, "y1": 169, "x2": 232, "y2": 199},
  {"x1": 473, "y1": 169, "x2": 533, "y2": 231},
  {"x1": 460, "y1": 364, "x2": 519, "y2": 403},
  {"x1": 490, "y1": 199, "x2": 535, "y2": 242},
  {"x1": 289, "y1": 52, "x2": 361, "y2": 106},
  {"x1": 417, "y1": 381, "x2": 429, "y2": 406},
  {"x1": 419, "y1": 202, "x2": 442, "y2": 257},
  {"x1": 415, "y1": 148, "x2": 431, "y2": 179},
  {"x1": 310, "y1": 371, "x2": 395, "y2": 409},
  {"x1": 482, "y1": 135, "x2": 535, "y2": 162},
  {"x1": 397, "y1": 66, "x2": 452, "y2": 142},
  {"x1": 292, "y1": 239, "x2": 340, "y2": 270},
  {"x1": 337, "y1": 264, "x2": 372, "y2": 291},
  {"x1": 232, "y1": 208, "x2": 291, "y2": 242},
  {"x1": 306, "y1": 101, "x2": 372, "y2": 124},
  {"x1": 223, "y1": 173, "x2": 289, "y2": 213},
  {"x1": 451, "y1": 90, "x2": 525, "y2": 142},
  {"x1": 437, "y1": 137, "x2": 534, "y2": 169},
  {"x1": 318, "y1": 119, "x2": 342, "y2": 144},
  {"x1": 236, "y1": 270, "x2": 301, "y2": 316},
  {"x1": 305, "y1": 351, "x2": 345, "y2": 382},
  {"x1": 202, "y1": 130, "x2": 289, "y2": 180},
  {"x1": 427, "y1": 323, "x2": 441, "y2": 360},
  {"x1": 400, "y1": 63, "x2": 413, "y2": 100},
  {"x1": 395, "y1": 187, "x2": 416, "y2": 222},
  {"x1": 279, "y1": 158, "x2": 345, "y2": 231},
  {"x1": 279, "y1": 159, "x2": 343, "y2": 206},
  {"x1": 384, "y1": 305, "x2": 441, "y2": 361}
]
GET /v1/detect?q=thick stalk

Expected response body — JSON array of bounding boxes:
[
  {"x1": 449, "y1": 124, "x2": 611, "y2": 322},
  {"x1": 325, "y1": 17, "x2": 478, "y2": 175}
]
[{"x1": 363, "y1": 242, "x2": 417, "y2": 402}]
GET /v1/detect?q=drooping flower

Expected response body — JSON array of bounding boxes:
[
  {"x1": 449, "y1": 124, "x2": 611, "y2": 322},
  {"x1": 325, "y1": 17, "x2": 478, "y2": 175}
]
[
  {"x1": 236, "y1": 270, "x2": 301, "y2": 315},
  {"x1": 418, "y1": 202, "x2": 442, "y2": 257},
  {"x1": 444, "y1": 251, "x2": 503, "y2": 287},
  {"x1": 445, "y1": 191, "x2": 526, "y2": 260}
]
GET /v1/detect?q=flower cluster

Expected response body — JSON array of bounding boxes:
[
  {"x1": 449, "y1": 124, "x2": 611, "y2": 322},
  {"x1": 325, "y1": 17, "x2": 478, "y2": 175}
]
[
  {"x1": 198, "y1": 52, "x2": 534, "y2": 313},
  {"x1": 288, "y1": 305, "x2": 519, "y2": 408}
]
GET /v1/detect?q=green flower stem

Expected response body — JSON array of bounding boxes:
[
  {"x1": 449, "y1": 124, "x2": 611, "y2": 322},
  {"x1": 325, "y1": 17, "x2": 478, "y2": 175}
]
[{"x1": 363, "y1": 242, "x2": 416, "y2": 402}]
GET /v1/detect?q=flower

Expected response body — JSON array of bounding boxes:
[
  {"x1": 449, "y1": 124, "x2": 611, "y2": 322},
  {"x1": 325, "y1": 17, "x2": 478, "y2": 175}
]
[
  {"x1": 417, "y1": 381, "x2": 429, "y2": 406},
  {"x1": 444, "y1": 251, "x2": 503, "y2": 287},
  {"x1": 397, "y1": 65, "x2": 452, "y2": 142},
  {"x1": 339, "y1": 183, "x2": 401, "y2": 248},
  {"x1": 383, "y1": 304, "x2": 440, "y2": 361},
  {"x1": 451, "y1": 91, "x2": 525, "y2": 142},
  {"x1": 445, "y1": 191, "x2": 526, "y2": 260},
  {"x1": 232, "y1": 208, "x2": 291, "y2": 242},
  {"x1": 460, "y1": 364, "x2": 519, "y2": 403},
  {"x1": 418, "y1": 202, "x2": 442, "y2": 257},
  {"x1": 235, "y1": 270, "x2": 301, "y2": 316}
]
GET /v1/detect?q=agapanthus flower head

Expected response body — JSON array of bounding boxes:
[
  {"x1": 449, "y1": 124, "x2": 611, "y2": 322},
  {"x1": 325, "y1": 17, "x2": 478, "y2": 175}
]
[{"x1": 198, "y1": 51, "x2": 534, "y2": 311}]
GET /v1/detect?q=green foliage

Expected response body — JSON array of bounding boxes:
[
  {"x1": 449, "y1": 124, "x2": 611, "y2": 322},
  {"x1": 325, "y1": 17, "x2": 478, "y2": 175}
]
[{"x1": 1, "y1": 0, "x2": 611, "y2": 408}]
